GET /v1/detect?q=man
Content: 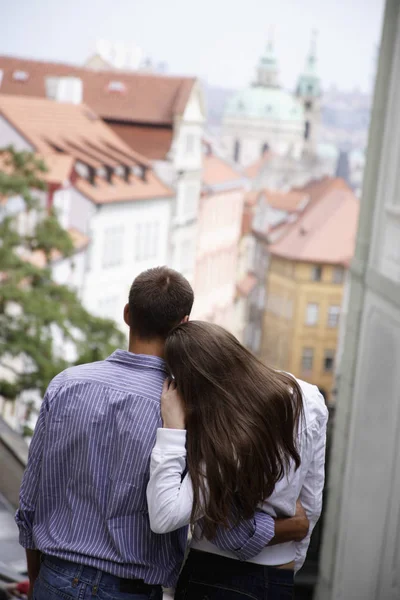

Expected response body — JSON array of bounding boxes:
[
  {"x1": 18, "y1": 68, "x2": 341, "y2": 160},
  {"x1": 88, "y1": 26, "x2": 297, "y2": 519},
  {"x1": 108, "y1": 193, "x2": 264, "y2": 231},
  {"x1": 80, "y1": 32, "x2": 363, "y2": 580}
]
[{"x1": 16, "y1": 267, "x2": 309, "y2": 600}]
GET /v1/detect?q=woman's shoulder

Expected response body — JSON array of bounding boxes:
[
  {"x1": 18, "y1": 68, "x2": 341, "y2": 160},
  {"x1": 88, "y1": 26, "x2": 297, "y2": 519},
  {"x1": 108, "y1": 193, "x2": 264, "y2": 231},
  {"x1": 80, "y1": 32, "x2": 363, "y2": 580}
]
[{"x1": 287, "y1": 373, "x2": 329, "y2": 429}]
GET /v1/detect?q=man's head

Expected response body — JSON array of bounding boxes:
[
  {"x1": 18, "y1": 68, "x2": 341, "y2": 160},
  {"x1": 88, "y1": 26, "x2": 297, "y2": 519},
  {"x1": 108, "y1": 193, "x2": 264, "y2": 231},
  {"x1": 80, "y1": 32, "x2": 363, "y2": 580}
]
[{"x1": 124, "y1": 266, "x2": 194, "y2": 341}]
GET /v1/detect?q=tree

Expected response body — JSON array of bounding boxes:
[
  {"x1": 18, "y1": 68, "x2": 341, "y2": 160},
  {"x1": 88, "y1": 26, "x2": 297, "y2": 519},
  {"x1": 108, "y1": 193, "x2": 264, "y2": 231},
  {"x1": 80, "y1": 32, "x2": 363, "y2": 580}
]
[{"x1": 0, "y1": 146, "x2": 126, "y2": 411}]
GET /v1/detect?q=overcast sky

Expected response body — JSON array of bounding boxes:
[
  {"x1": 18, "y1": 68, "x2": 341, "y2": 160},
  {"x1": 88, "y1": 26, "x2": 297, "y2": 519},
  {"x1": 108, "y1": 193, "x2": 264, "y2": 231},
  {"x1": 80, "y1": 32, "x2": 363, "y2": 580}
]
[{"x1": 0, "y1": 0, "x2": 384, "y2": 93}]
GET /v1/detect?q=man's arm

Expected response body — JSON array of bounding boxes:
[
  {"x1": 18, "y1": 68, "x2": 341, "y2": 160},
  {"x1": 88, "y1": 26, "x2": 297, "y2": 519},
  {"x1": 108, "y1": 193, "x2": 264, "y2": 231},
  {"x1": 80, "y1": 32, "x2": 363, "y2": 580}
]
[
  {"x1": 211, "y1": 502, "x2": 309, "y2": 560},
  {"x1": 15, "y1": 394, "x2": 50, "y2": 592}
]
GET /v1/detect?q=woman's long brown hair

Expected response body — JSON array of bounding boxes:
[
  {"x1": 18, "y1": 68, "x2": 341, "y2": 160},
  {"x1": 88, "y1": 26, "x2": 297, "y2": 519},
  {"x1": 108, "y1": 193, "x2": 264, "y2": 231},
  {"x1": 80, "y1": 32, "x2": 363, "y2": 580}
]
[{"x1": 164, "y1": 321, "x2": 304, "y2": 540}]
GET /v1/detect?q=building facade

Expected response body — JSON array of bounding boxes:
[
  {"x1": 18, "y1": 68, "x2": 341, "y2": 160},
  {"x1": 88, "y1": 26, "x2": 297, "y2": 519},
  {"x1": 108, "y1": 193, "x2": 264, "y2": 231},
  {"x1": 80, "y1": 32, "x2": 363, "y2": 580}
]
[
  {"x1": 316, "y1": 1, "x2": 400, "y2": 597},
  {"x1": 257, "y1": 178, "x2": 359, "y2": 402},
  {"x1": 192, "y1": 143, "x2": 246, "y2": 331}
]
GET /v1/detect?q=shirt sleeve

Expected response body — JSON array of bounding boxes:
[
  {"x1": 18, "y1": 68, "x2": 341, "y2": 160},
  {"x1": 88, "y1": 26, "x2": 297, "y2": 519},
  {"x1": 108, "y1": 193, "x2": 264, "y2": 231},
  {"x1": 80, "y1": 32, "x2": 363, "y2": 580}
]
[
  {"x1": 147, "y1": 428, "x2": 275, "y2": 559},
  {"x1": 15, "y1": 393, "x2": 50, "y2": 549},
  {"x1": 294, "y1": 399, "x2": 328, "y2": 572},
  {"x1": 211, "y1": 511, "x2": 275, "y2": 561},
  {"x1": 147, "y1": 428, "x2": 193, "y2": 534}
]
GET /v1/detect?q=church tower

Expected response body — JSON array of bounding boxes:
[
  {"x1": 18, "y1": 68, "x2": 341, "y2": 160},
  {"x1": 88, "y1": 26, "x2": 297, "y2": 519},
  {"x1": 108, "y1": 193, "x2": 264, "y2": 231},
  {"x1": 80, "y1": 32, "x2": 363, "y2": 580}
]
[
  {"x1": 296, "y1": 31, "x2": 321, "y2": 154},
  {"x1": 255, "y1": 33, "x2": 280, "y2": 88}
]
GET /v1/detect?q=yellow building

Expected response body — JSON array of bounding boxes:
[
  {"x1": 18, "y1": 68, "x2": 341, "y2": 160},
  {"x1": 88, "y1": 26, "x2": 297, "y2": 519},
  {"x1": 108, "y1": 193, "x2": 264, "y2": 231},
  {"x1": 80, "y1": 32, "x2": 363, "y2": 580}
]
[{"x1": 260, "y1": 178, "x2": 359, "y2": 402}]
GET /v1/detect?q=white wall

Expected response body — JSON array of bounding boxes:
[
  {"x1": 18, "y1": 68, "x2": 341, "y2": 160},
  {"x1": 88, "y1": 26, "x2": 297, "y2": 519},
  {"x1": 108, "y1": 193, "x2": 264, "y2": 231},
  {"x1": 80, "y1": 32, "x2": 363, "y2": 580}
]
[
  {"x1": 167, "y1": 83, "x2": 205, "y2": 284},
  {"x1": 222, "y1": 115, "x2": 304, "y2": 167},
  {"x1": 82, "y1": 196, "x2": 172, "y2": 330}
]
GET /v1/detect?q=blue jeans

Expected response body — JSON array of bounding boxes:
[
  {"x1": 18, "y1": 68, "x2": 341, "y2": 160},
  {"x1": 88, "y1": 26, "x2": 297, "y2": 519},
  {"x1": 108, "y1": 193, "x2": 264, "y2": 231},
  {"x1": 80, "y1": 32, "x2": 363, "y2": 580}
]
[
  {"x1": 175, "y1": 550, "x2": 294, "y2": 600},
  {"x1": 33, "y1": 556, "x2": 163, "y2": 600}
]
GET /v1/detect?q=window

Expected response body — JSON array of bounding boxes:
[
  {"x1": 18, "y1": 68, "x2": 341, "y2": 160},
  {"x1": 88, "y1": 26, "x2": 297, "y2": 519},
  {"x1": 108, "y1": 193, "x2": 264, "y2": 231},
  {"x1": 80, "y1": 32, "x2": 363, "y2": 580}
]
[
  {"x1": 185, "y1": 134, "x2": 195, "y2": 154},
  {"x1": 13, "y1": 70, "x2": 29, "y2": 82},
  {"x1": 328, "y1": 305, "x2": 340, "y2": 328},
  {"x1": 107, "y1": 81, "x2": 126, "y2": 93},
  {"x1": 333, "y1": 266, "x2": 345, "y2": 284},
  {"x1": 311, "y1": 265, "x2": 322, "y2": 281},
  {"x1": 181, "y1": 239, "x2": 193, "y2": 273},
  {"x1": 261, "y1": 142, "x2": 270, "y2": 155},
  {"x1": 301, "y1": 348, "x2": 314, "y2": 373},
  {"x1": 135, "y1": 222, "x2": 159, "y2": 261},
  {"x1": 305, "y1": 303, "x2": 319, "y2": 326},
  {"x1": 102, "y1": 226, "x2": 124, "y2": 268},
  {"x1": 304, "y1": 120, "x2": 311, "y2": 141},
  {"x1": 305, "y1": 100, "x2": 313, "y2": 111},
  {"x1": 98, "y1": 296, "x2": 118, "y2": 320},
  {"x1": 234, "y1": 140, "x2": 241, "y2": 163},
  {"x1": 185, "y1": 182, "x2": 199, "y2": 219},
  {"x1": 324, "y1": 350, "x2": 335, "y2": 373}
]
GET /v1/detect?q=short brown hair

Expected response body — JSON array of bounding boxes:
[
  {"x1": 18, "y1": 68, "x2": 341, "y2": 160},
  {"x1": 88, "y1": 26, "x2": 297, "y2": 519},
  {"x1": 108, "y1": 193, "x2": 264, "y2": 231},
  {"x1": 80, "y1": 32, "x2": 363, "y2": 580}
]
[{"x1": 128, "y1": 266, "x2": 194, "y2": 340}]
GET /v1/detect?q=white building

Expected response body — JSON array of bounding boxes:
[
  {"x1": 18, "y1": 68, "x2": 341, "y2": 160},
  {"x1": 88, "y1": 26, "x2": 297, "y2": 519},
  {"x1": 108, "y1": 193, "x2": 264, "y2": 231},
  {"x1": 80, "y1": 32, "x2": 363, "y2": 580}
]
[
  {"x1": 0, "y1": 91, "x2": 174, "y2": 330},
  {"x1": 222, "y1": 34, "x2": 321, "y2": 167},
  {"x1": 0, "y1": 56, "x2": 206, "y2": 285},
  {"x1": 315, "y1": 0, "x2": 400, "y2": 598}
]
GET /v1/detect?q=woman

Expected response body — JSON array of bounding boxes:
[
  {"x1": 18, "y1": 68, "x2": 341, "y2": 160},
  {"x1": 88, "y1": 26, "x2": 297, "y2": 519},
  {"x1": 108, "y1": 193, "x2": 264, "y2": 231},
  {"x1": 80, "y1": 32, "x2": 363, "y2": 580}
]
[{"x1": 147, "y1": 321, "x2": 328, "y2": 599}]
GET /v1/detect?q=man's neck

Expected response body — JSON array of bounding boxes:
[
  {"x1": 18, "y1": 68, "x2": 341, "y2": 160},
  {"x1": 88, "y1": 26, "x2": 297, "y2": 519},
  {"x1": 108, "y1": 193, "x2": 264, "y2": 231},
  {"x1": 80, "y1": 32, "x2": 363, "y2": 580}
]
[{"x1": 128, "y1": 335, "x2": 165, "y2": 359}]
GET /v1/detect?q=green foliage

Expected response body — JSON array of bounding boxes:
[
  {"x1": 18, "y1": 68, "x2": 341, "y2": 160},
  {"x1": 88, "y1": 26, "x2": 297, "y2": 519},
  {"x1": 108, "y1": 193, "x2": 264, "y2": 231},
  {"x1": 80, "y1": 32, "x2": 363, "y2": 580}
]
[{"x1": 0, "y1": 146, "x2": 126, "y2": 401}]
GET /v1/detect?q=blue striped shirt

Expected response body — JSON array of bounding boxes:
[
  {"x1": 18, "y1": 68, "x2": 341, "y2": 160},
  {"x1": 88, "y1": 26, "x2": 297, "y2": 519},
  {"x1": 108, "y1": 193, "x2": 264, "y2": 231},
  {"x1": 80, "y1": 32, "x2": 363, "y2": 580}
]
[{"x1": 16, "y1": 350, "x2": 275, "y2": 586}]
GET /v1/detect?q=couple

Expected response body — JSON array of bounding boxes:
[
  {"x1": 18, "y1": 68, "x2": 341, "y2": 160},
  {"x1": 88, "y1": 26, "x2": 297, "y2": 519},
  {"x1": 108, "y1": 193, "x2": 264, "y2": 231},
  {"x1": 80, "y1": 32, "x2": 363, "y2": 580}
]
[{"x1": 16, "y1": 266, "x2": 328, "y2": 600}]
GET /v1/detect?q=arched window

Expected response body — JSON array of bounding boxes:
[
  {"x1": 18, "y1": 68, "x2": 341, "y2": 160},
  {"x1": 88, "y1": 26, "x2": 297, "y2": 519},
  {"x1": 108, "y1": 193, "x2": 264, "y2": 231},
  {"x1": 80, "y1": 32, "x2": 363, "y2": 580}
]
[
  {"x1": 234, "y1": 139, "x2": 241, "y2": 163},
  {"x1": 261, "y1": 142, "x2": 270, "y2": 155}
]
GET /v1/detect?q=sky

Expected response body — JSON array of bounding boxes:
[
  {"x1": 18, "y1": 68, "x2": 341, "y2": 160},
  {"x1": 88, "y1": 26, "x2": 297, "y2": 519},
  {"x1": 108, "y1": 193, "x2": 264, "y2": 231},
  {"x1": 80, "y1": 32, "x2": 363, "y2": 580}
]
[{"x1": 0, "y1": 0, "x2": 385, "y2": 93}]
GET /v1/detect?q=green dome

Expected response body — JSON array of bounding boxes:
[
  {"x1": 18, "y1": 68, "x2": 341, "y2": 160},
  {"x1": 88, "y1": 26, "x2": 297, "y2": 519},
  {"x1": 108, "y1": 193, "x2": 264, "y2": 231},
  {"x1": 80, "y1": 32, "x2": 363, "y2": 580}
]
[{"x1": 225, "y1": 87, "x2": 304, "y2": 122}]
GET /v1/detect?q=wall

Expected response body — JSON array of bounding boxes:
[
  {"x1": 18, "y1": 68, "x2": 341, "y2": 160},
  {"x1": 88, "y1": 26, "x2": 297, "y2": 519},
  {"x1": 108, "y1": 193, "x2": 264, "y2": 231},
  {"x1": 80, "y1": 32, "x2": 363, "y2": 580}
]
[
  {"x1": 193, "y1": 187, "x2": 244, "y2": 331},
  {"x1": 222, "y1": 115, "x2": 304, "y2": 167},
  {"x1": 82, "y1": 196, "x2": 172, "y2": 331},
  {"x1": 169, "y1": 83, "x2": 205, "y2": 283},
  {"x1": 261, "y1": 257, "x2": 344, "y2": 399},
  {"x1": 316, "y1": 2, "x2": 400, "y2": 597}
]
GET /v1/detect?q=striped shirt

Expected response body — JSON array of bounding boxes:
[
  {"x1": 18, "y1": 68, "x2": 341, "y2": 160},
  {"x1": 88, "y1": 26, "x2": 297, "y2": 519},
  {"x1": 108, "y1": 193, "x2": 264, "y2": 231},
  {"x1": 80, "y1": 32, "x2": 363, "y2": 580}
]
[{"x1": 16, "y1": 350, "x2": 275, "y2": 586}]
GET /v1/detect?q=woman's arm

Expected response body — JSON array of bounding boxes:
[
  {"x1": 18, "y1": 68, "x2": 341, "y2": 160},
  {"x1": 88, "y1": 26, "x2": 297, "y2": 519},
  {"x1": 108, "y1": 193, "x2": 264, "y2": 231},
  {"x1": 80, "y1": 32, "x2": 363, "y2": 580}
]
[{"x1": 147, "y1": 427, "x2": 198, "y2": 533}]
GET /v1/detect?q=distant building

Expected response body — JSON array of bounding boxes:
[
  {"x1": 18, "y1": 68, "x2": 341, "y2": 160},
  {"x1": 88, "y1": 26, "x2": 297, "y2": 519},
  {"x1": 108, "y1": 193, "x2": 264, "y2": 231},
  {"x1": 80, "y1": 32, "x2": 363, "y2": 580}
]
[
  {"x1": 0, "y1": 56, "x2": 206, "y2": 284},
  {"x1": 244, "y1": 177, "x2": 359, "y2": 402},
  {"x1": 192, "y1": 141, "x2": 247, "y2": 331},
  {"x1": 0, "y1": 93, "x2": 174, "y2": 331},
  {"x1": 222, "y1": 33, "x2": 321, "y2": 167}
]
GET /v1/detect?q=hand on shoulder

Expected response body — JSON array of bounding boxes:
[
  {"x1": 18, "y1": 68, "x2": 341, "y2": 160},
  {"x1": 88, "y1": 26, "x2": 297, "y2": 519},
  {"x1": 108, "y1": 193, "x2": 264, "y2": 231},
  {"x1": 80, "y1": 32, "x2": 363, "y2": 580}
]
[{"x1": 161, "y1": 378, "x2": 186, "y2": 430}]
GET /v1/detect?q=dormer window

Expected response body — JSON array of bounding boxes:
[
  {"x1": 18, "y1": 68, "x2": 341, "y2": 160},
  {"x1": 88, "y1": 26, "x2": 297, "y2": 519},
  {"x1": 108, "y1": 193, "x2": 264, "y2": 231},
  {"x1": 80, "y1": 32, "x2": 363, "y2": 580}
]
[
  {"x1": 107, "y1": 81, "x2": 126, "y2": 93},
  {"x1": 13, "y1": 70, "x2": 29, "y2": 82}
]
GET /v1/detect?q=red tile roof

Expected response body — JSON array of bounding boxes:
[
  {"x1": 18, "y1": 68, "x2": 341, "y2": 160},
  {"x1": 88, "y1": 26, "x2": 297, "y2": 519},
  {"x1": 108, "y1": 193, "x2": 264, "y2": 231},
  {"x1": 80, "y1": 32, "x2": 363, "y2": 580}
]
[
  {"x1": 107, "y1": 123, "x2": 173, "y2": 160},
  {"x1": 0, "y1": 94, "x2": 173, "y2": 204},
  {"x1": 269, "y1": 177, "x2": 359, "y2": 266},
  {"x1": 263, "y1": 189, "x2": 308, "y2": 213},
  {"x1": 0, "y1": 56, "x2": 196, "y2": 126},
  {"x1": 202, "y1": 153, "x2": 243, "y2": 187}
]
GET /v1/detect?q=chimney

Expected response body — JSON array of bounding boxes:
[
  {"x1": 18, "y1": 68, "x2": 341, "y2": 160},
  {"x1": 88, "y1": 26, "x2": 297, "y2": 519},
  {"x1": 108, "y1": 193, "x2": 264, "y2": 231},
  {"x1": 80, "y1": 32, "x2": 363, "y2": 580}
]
[{"x1": 45, "y1": 76, "x2": 83, "y2": 105}]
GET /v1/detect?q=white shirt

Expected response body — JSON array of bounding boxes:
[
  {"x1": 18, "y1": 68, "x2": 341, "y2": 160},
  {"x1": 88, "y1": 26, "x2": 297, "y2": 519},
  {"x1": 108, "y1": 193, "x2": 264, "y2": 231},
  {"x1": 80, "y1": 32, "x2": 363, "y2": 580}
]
[{"x1": 147, "y1": 377, "x2": 328, "y2": 572}]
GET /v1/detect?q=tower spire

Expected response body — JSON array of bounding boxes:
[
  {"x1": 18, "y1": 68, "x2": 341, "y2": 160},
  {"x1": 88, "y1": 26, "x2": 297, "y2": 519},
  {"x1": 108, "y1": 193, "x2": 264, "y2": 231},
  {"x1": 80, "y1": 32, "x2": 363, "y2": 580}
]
[
  {"x1": 306, "y1": 29, "x2": 318, "y2": 74},
  {"x1": 255, "y1": 28, "x2": 279, "y2": 88}
]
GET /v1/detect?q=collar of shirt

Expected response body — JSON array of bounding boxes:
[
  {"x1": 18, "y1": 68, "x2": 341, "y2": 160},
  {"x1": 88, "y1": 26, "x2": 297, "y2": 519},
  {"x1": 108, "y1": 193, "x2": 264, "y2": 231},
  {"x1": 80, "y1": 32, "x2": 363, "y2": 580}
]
[{"x1": 106, "y1": 349, "x2": 168, "y2": 375}]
